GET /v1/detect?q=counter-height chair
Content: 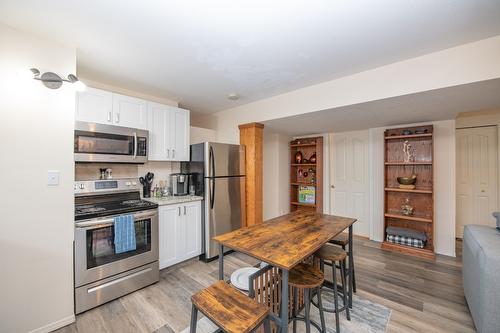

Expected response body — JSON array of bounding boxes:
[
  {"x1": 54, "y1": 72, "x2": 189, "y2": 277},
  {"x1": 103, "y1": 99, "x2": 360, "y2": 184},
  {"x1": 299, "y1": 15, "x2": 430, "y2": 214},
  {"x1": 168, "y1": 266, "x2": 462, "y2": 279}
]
[
  {"x1": 329, "y1": 232, "x2": 356, "y2": 295},
  {"x1": 314, "y1": 244, "x2": 350, "y2": 333},
  {"x1": 190, "y1": 280, "x2": 271, "y2": 333},
  {"x1": 289, "y1": 263, "x2": 326, "y2": 333}
]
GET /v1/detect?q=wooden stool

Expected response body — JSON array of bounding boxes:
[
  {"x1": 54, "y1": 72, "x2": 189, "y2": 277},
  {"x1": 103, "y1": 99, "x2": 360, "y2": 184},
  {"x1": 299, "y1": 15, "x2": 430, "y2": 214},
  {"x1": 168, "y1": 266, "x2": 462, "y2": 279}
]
[
  {"x1": 190, "y1": 281, "x2": 271, "y2": 333},
  {"x1": 314, "y1": 245, "x2": 350, "y2": 333},
  {"x1": 329, "y1": 232, "x2": 357, "y2": 294},
  {"x1": 289, "y1": 263, "x2": 326, "y2": 333}
]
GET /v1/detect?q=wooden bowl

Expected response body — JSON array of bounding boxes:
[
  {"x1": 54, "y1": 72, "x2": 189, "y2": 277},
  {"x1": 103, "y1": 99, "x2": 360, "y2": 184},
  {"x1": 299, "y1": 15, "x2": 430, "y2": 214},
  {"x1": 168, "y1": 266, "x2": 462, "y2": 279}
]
[{"x1": 397, "y1": 175, "x2": 417, "y2": 185}]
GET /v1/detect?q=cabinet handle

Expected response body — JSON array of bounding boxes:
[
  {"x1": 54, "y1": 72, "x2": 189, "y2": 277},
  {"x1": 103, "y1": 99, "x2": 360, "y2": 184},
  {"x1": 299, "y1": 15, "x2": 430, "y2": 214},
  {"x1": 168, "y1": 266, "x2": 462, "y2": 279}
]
[
  {"x1": 107, "y1": 111, "x2": 112, "y2": 122},
  {"x1": 115, "y1": 112, "x2": 120, "y2": 123},
  {"x1": 172, "y1": 149, "x2": 175, "y2": 158},
  {"x1": 166, "y1": 149, "x2": 170, "y2": 158},
  {"x1": 178, "y1": 207, "x2": 181, "y2": 216},
  {"x1": 184, "y1": 206, "x2": 186, "y2": 215}
]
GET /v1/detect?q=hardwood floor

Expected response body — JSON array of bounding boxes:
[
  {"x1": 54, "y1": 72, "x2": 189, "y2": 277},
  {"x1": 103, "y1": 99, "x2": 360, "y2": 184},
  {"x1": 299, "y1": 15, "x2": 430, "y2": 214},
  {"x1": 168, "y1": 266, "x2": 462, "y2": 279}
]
[{"x1": 56, "y1": 239, "x2": 474, "y2": 333}]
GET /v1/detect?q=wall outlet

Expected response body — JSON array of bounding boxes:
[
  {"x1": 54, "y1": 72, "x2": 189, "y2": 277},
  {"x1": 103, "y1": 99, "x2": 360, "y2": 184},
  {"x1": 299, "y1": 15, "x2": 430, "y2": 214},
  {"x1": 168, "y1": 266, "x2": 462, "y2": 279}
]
[{"x1": 47, "y1": 170, "x2": 60, "y2": 186}]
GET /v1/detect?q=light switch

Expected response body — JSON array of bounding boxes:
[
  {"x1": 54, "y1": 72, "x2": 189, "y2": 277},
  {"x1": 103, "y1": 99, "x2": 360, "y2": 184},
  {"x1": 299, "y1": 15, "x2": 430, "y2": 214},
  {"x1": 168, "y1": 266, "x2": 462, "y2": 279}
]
[{"x1": 47, "y1": 170, "x2": 60, "y2": 186}]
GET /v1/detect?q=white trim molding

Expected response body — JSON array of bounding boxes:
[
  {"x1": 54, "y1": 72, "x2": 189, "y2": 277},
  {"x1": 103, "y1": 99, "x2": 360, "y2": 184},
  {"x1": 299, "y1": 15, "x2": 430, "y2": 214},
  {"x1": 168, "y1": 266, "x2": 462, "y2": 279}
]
[{"x1": 29, "y1": 315, "x2": 75, "y2": 333}]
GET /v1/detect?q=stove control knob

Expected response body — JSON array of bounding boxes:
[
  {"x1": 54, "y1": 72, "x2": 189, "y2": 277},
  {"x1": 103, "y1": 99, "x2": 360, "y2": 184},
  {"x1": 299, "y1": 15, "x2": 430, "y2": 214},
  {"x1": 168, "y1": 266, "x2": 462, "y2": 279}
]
[
  {"x1": 132, "y1": 181, "x2": 137, "y2": 186},
  {"x1": 79, "y1": 184, "x2": 85, "y2": 190},
  {"x1": 125, "y1": 181, "x2": 132, "y2": 186}
]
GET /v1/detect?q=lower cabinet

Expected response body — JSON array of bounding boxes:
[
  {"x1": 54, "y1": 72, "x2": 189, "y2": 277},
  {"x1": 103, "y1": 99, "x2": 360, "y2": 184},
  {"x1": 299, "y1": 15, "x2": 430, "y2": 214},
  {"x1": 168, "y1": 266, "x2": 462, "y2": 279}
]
[{"x1": 159, "y1": 200, "x2": 202, "y2": 269}]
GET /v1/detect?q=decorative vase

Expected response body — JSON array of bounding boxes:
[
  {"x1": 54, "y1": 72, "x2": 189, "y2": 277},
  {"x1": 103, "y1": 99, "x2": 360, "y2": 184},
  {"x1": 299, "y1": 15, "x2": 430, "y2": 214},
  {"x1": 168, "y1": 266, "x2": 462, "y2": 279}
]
[
  {"x1": 295, "y1": 151, "x2": 303, "y2": 164},
  {"x1": 310, "y1": 153, "x2": 317, "y2": 164}
]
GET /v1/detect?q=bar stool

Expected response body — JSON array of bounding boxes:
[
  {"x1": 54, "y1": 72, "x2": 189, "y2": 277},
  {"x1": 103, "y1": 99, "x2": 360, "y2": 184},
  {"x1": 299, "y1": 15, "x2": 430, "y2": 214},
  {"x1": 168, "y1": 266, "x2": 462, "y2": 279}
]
[
  {"x1": 289, "y1": 263, "x2": 326, "y2": 333},
  {"x1": 329, "y1": 233, "x2": 356, "y2": 294},
  {"x1": 314, "y1": 244, "x2": 350, "y2": 333},
  {"x1": 190, "y1": 280, "x2": 271, "y2": 333}
]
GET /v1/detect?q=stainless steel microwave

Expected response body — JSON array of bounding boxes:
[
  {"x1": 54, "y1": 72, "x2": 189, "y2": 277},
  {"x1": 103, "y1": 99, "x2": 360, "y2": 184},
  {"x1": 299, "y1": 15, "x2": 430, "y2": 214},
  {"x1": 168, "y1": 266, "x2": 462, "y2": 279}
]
[{"x1": 74, "y1": 121, "x2": 148, "y2": 163}]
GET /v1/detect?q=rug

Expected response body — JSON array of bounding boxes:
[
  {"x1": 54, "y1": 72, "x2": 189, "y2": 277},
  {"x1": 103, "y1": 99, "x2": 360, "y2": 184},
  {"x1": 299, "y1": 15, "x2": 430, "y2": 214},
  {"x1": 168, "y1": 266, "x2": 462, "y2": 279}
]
[{"x1": 180, "y1": 292, "x2": 391, "y2": 333}]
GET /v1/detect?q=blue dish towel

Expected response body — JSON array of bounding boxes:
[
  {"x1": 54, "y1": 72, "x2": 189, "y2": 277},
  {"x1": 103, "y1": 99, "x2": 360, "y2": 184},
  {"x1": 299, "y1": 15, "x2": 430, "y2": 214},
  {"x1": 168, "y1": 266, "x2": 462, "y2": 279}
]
[{"x1": 114, "y1": 215, "x2": 136, "y2": 254}]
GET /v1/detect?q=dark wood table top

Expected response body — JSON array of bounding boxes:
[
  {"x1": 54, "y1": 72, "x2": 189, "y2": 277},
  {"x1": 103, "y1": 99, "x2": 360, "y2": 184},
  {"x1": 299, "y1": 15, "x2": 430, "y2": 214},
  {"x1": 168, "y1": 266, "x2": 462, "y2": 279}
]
[{"x1": 213, "y1": 210, "x2": 356, "y2": 270}]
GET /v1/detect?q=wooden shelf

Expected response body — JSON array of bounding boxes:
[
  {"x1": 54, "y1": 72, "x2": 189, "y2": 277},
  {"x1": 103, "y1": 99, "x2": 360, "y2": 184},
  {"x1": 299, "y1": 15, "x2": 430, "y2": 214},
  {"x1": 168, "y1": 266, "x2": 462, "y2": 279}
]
[
  {"x1": 290, "y1": 137, "x2": 323, "y2": 213},
  {"x1": 384, "y1": 125, "x2": 434, "y2": 259},
  {"x1": 290, "y1": 202, "x2": 316, "y2": 207},
  {"x1": 385, "y1": 187, "x2": 432, "y2": 194},
  {"x1": 385, "y1": 162, "x2": 432, "y2": 165},
  {"x1": 381, "y1": 241, "x2": 435, "y2": 260},
  {"x1": 385, "y1": 133, "x2": 433, "y2": 140},
  {"x1": 385, "y1": 213, "x2": 432, "y2": 223},
  {"x1": 290, "y1": 143, "x2": 317, "y2": 147}
]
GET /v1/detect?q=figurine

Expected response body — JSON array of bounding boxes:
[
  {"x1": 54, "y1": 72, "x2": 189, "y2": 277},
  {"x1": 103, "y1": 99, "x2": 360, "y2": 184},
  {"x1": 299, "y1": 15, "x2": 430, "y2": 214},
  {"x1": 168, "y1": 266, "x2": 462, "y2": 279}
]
[
  {"x1": 403, "y1": 140, "x2": 414, "y2": 163},
  {"x1": 401, "y1": 198, "x2": 414, "y2": 216}
]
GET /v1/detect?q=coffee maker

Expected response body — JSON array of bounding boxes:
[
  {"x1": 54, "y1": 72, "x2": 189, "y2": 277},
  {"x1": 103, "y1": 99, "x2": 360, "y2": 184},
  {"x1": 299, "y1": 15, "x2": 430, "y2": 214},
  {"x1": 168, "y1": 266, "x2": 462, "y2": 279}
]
[{"x1": 170, "y1": 173, "x2": 188, "y2": 196}]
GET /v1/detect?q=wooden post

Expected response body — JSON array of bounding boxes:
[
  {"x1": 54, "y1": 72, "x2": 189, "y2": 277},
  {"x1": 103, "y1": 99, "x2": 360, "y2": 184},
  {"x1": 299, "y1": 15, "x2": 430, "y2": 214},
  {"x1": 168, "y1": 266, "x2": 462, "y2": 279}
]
[{"x1": 239, "y1": 122, "x2": 264, "y2": 227}]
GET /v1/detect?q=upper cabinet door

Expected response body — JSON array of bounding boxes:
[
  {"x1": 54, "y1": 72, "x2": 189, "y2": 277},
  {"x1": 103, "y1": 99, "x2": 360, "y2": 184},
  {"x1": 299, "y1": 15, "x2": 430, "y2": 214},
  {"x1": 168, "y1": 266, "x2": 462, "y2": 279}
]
[
  {"x1": 76, "y1": 87, "x2": 113, "y2": 124},
  {"x1": 170, "y1": 108, "x2": 190, "y2": 161},
  {"x1": 112, "y1": 93, "x2": 148, "y2": 129},
  {"x1": 147, "y1": 102, "x2": 169, "y2": 161}
]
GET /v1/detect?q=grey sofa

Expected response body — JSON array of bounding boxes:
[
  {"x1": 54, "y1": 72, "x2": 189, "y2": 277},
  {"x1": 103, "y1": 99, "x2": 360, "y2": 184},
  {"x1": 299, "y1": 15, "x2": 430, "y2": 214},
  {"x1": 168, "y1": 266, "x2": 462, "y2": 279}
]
[{"x1": 463, "y1": 225, "x2": 500, "y2": 333}]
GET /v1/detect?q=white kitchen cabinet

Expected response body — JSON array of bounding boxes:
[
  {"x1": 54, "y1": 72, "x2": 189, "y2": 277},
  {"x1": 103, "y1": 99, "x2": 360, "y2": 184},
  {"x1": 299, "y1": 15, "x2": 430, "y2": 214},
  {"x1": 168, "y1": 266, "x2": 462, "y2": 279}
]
[
  {"x1": 76, "y1": 87, "x2": 113, "y2": 124},
  {"x1": 181, "y1": 201, "x2": 202, "y2": 260},
  {"x1": 112, "y1": 93, "x2": 148, "y2": 129},
  {"x1": 147, "y1": 102, "x2": 190, "y2": 162},
  {"x1": 158, "y1": 200, "x2": 202, "y2": 269},
  {"x1": 170, "y1": 107, "x2": 190, "y2": 161},
  {"x1": 76, "y1": 88, "x2": 148, "y2": 129}
]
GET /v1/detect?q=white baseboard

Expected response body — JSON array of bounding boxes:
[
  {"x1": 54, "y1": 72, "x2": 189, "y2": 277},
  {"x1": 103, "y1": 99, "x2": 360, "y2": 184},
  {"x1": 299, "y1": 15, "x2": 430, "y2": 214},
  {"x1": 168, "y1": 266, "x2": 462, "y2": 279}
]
[{"x1": 29, "y1": 314, "x2": 75, "y2": 333}]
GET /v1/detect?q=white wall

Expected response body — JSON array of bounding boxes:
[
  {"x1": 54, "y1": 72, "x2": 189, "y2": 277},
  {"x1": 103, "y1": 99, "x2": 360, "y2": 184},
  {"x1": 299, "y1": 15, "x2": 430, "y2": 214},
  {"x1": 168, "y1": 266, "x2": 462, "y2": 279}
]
[
  {"x1": 0, "y1": 24, "x2": 76, "y2": 332},
  {"x1": 369, "y1": 120, "x2": 456, "y2": 257},
  {"x1": 263, "y1": 131, "x2": 291, "y2": 220},
  {"x1": 190, "y1": 126, "x2": 216, "y2": 144}
]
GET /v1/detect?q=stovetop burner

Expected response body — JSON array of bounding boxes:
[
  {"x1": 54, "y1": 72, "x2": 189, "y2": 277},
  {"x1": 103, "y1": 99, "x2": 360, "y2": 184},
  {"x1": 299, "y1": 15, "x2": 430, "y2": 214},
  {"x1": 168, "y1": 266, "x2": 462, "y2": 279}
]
[{"x1": 75, "y1": 191, "x2": 158, "y2": 221}]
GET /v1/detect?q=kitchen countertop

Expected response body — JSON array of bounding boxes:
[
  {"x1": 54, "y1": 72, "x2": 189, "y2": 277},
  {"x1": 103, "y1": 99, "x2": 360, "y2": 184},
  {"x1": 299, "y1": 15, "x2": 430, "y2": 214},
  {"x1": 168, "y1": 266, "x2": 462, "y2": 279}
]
[{"x1": 143, "y1": 195, "x2": 203, "y2": 206}]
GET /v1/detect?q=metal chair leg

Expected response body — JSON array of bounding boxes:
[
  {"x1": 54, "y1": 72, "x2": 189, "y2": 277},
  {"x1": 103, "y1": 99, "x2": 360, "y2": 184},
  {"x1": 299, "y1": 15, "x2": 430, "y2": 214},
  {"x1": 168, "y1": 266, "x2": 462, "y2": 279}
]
[
  {"x1": 340, "y1": 260, "x2": 350, "y2": 321},
  {"x1": 351, "y1": 251, "x2": 357, "y2": 293},
  {"x1": 333, "y1": 262, "x2": 340, "y2": 333},
  {"x1": 316, "y1": 286, "x2": 326, "y2": 333},
  {"x1": 293, "y1": 288, "x2": 298, "y2": 333},
  {"x1": 263, "y1": 317, "x2": 271, "y2": 333},
  {"x1": 304, "y1": 289, "x2": 311, "y2": 333},
  {"x1": 190, "y1": 304, "x2": 198, "y2": 333}
]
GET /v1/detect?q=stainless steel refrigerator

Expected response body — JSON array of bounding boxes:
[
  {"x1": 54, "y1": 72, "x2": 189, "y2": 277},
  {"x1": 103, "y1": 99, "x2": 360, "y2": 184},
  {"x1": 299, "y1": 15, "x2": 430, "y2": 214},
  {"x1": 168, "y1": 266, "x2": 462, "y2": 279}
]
[{"x1": 181, "y1": 142, "x2": 246, "y2": 261}]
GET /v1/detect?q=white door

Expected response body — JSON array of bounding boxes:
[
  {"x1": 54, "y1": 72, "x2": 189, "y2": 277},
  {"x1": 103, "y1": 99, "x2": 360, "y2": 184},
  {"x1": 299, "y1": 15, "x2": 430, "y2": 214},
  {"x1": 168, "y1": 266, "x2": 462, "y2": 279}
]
[
  {"x1": 159, "y1": 204, "x2": 180, "y2": 269},
  {"x1": 76, "y1": 87, "x2": 113, "y2": 124},
  {"x1": 112, "y1": 93, "x2": 148, "y2": 129},
  {"x1": 183, "y1": 201, "x2": 202, "y2": 259},
  {"x1": 329, "y1": 131, "x2": 370, "y2": 237},
  {"x1": 456, "y1": 126, "x2": 498, "y2": 238},
  {"x1": 170, "y1": 107, "x2": 190, "y2": 161},
  {"x1": 147, "y1": 102, "x2": 169, "y2": 160}
]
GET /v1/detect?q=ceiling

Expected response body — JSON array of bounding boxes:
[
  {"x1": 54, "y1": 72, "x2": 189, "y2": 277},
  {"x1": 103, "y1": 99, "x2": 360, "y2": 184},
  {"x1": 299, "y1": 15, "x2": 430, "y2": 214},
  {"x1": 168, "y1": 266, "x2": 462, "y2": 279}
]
[
  {"x1": 1, "y1": 1, "x2": 500, "y2": 115},
  {"x1": 263, "y1": 78, "x2": 500, "y2": 135}
]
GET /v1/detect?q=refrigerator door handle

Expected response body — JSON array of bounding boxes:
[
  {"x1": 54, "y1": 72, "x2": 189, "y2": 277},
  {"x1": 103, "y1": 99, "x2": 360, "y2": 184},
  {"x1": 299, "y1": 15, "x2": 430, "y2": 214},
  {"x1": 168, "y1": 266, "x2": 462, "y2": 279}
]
[{"x1": 209, "y1": 146, "x2": 215, "y2": 209}]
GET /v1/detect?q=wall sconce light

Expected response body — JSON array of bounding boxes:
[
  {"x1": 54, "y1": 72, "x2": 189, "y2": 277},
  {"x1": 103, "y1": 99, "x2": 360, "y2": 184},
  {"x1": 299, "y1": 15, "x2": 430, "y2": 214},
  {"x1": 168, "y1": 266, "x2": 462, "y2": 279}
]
[{"x1": 28, "y1": 68, "x2": 86, "y2": 91}]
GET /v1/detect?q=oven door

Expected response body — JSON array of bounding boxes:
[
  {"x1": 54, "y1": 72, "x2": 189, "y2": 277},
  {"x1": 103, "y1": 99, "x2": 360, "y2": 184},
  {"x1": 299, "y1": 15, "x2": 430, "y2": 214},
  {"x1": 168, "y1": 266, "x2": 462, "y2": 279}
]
[
  {"x1": 74, "y1": 121, "x2": 148, "y2": 163},
  {"x1": 74, "y1": 210, "x2": 158, "y2": 287}
]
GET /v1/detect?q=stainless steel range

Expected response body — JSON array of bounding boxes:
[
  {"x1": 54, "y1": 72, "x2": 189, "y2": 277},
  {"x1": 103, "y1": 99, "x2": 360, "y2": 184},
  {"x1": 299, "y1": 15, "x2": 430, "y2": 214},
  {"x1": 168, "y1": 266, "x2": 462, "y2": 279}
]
[{"x1": 74, "y1": 178, "x2": 159, "y2": 314}]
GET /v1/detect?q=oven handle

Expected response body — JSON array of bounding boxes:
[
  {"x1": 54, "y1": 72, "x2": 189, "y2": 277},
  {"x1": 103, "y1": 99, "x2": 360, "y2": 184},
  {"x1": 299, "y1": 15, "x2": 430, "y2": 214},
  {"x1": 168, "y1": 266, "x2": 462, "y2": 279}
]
[{"x1": 75, "y1": 211, "x2": 157, "y2": 229}]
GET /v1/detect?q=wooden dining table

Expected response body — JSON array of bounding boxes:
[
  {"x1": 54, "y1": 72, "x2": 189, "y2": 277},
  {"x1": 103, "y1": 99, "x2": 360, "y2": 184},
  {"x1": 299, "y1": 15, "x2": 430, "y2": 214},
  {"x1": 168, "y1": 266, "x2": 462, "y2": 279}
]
[{"x1": 213, "y1": 210, "x2": 357, "y2": 333}]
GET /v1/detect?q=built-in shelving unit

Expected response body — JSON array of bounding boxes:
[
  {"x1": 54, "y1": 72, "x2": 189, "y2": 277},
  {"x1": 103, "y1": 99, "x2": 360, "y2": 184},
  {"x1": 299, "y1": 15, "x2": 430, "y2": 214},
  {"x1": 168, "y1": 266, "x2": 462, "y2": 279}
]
[
  {"x1": 290, "y1": 137, "x2": 323, "y2": 213},
  {"x1": 382, "y1": 125, "x2": 435, "y2": 260}
]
